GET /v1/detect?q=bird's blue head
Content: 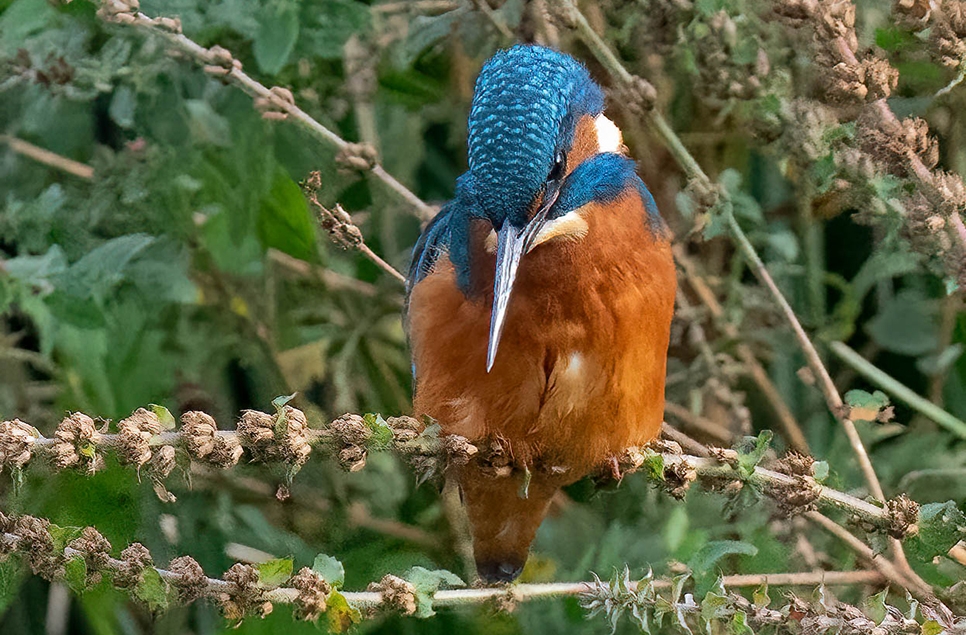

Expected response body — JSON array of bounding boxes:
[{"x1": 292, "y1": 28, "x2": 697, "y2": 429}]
[
  {"x1": 467, "y1": 45, "x2": 605, "y2": 228},
  {"x1": 466, "y1": 45, "x2": 608, "y2": 370}
]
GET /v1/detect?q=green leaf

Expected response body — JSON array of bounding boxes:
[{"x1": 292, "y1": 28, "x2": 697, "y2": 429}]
[
  {"x1": 730, "y1": 611, "x2": 754, "y2": 635},
  {"x1": 254, "y1": 2, "x2": 299, "y2": 75},
  {"x1": 812, "y1": 461, "x2": 829, "y2": 483},
  {"x1": 362, "y1": 413, "x2": 394, "y2": 450},
  {"x1": 47, "y1": 524, "x2": 84, "y2": 554},
  {"x1": 862, "y1": 588, "x2": 889, "y2": 624},
  {"x1": 922, "y1": 621, "x2": 944, "y2": 635},
  {"x1": 688, "y1": 541, "x2": 759, "y2": 577},
  {"x1": 325, "y1": 589, "x2": 361, "y2": 633},
  {"x1": 64, "y1": 555, "x2": 88, "y2": 594},
  {"x1": 258, "y1": 169, "x2": 317, "y2": 261},
  {"x1": 4, "y1": 244, "x2": 68, "y2": 292},
  {"x1": 867, "y1": 289, "x2": 938, "y2": 357},
  {"x1": 57, "y1": 234, "x2": 155, "y2": 302},
  {"x1": 844, "y1": 389, "x2": 891, "y2": 424},
  {"x1": 907, "y1": 501, "x2": 966, "y2": 560},
  {"x1": 642, "y1": 451, "x2": 665, "y2": 482},
  {"x1": 184, "y1": 100, "x2": 231, "y2": 147},
  {"x1": 272, "y1": 393, "x2": 297, "y2": 412},
  {"x1": 148, "y1": 404, "x2": 176, "y2": 431},
  {"x1": 734, "y1": 431, "x2": 772, "y2": 478},
  {"x1": 311, "y1": 553, "x2": 345, "y2": 589},
  {"x1": 255, "y1": 557, "x2": 293, "y2": 588},
  {"x1": 404, "y1": 566, "x2": 465, "y2": 618},
  {"x1": 752, "y1": 583, "x2": 770, "y2": 609},
  {"x1": 133, "y1": 566, "x2": 169, "y2": 612},
  {"x1": 109, "y1": 85, "x2": 137, "y2": 129},
  {"x1": 0, "y1": 556, "x2": 26, "y2": 614},
  {"x1": 699, "y1": 587, "x2": 731, "y2": 622}
]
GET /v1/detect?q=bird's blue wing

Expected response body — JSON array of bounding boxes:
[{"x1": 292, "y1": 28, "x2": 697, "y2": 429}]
[{"x1": 407, "y1": 201, "x2": 454, "y2": 293}]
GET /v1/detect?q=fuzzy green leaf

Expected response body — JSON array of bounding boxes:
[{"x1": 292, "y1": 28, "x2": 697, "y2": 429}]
[
  {"x1": 148, "y1": 404, "x2": 176, "y2": 431},
  {"x1": 735, "y1": 431, "x2": 773, "y2": 478},
  {"x1": 133, "y1": 566, "x2": 169, "y2": 612},
  {"x1": 689, "y1": 541, "x2": 759, "y2": 577},
  {"x1": 255, "y1": 557, "x2": 293, "y2": 589},
  {"x1": 253, "y1": 2, "x2": 299, "y2": 75},
  {"x1": 47, "y1": 524, "x2": 84, "y2": 554},
  {"x1": 844, "y1": 389, "x2": 891, "y2": 423},
  {"x1": 404, "y1": 566, "x2": 465, "y2": 618},
  {"x1": 311, "y1": 553, "x2": 345, "y2": 589},
  {"x1": 325, "y1": 589, "x2": 361, "y2": 633},
  {"x1": 64, "y1": 555, "x2": 87, "y2": 594},
  {"x1": 362, "y1": 413, "x2": 394, "y2": 450}
]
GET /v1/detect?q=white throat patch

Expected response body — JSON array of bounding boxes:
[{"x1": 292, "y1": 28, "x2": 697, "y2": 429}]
[{"x1": 594, "y1": 114, "x2": 623, "y2": 153}]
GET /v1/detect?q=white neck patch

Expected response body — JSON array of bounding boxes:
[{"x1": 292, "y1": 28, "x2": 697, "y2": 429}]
[{"x1": 594, "y1": 114, "x2": 623, "y2": 153}]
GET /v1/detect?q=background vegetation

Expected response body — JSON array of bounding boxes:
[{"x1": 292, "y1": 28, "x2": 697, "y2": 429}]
[{"x1": 1, "y1": 0, "x2": 965, "y2": 633}]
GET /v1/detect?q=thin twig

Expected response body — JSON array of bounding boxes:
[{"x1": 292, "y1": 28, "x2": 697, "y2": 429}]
[
  {"x1": 675, "y1": 247, "x2": 810, "y2": 453},
  {"x1": 302, "y1": 172, "x2": 407, "y2": 284},
  {"x1": 663, "y1": 401, "x2": 732, "y2": 445},
  {"x1": 98, "y1": 4, "x2": 435, "y2": 222},
  {"x1": 0, "y1": 135, "x2": 94, "y2": 180}
]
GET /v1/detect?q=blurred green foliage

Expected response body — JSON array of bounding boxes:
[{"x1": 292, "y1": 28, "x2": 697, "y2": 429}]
[{"x1": 1, "y1": 0, "x2": 965, "y2": 633}]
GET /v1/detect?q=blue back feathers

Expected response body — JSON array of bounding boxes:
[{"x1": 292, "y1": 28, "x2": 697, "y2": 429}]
[
  {"x1": 407, "y1": 45, "x2": 663, "y2": 296},
  {"x1": 468, "y1": 46, "x2": 604, "y2": 227}
]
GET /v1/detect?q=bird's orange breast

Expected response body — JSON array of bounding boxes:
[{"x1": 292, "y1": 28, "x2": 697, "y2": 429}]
[{"x1": 408, "y1": 190, "x2": 676, "y2": 477}]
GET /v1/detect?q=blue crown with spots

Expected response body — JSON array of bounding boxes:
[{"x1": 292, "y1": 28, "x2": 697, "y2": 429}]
[{"x1": 467, "y1": 45, "x2": 605, "y2": 227}]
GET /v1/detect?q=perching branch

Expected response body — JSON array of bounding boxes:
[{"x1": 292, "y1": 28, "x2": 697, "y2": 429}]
[
  {"x1": 0, "y1": 407, "x2": 928, "y2": 544},
  {"x1": 96, "y1": 0, "x2": 436, "y2": 222},
  {"x1": 0, "y1": 511, "x2": 910, "y2": 629}
]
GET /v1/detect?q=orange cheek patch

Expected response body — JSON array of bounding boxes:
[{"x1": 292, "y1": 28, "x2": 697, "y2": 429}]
[{"x1": 566, "y1": 115, "x2": 600, "y2": 176}]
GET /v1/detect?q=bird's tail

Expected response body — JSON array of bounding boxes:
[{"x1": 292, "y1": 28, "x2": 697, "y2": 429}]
[{"x1": 458, "y1": 468, "x2": 559, "y2": 583}]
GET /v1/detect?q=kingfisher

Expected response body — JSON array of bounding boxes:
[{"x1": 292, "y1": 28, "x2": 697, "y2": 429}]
[{"x1": 405, "y1": 45, "x2": 676, "y2": 583}]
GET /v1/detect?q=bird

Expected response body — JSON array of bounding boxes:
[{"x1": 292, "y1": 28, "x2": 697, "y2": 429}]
[{"x1": 405, "y1": 45, "x2": 676, "y2": 583}]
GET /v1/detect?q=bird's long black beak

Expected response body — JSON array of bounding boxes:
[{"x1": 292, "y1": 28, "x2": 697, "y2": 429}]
[{"x1": 486, "y1": 185, "x2": 561, "y2": 372}]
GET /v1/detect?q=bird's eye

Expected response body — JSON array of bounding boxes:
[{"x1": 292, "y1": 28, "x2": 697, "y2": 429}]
[{"x1": 548, "y1": 151, "x2": 566, "y2": 183}]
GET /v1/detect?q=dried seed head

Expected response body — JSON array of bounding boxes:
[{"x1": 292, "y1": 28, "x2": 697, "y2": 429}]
[
  {"x1": 442, "y1": 434, "x2": 478, "y2": 466},
  {"x1": 335, "y1": 142, "x2": 379, "y2": 173},
  {"x1": 181, "y1": 411, "x2": 217, "y2": 460},
  {"x1": 114, "y1": 543, "x2": 153, "y2": 590},
  {"x1": 330, "y1": 414, "x2": 371, "y2": 447},
  {"x1": 886, "y1": 494, "x2": 920, "y2": 539},
  {"x1": 13, "y1": 515, "x2": 55, "y2": 576},
  {"x1": 0, "y1": 419, "x2": 38, "y2": 470},
  {"x1": 291, "y1": 567, "x2": 330, "y2": 621},
  {"x1": 893, "y1": 0, "x2": 931, "y2": 31},
  {"x1": 338, "y1": 445, "x2": 367, "y2": 472},
  {"x1": 771, "y1": 475, "x2": 821, "y2": 517},
  {"x1": 51, "y1": 413, "x2": 103, "y2": 474},
  {"x1": 773, "y1": 451, "x2": 815, "y2": 476},
  {"x1": 67, "y1": 527, "x2": 112, "y2": 587},
  {"x1": 368, "y1": 574, "x2": 417, "y2": 616},
  {"x1": 238, "y1": 407, "x2": 312, "y2": 466},
  {"x1": 117, "y1": 408, "x2": 162, "y2": 468},
  {"x1": 664, "y1": 457, "x2": 697, "y2": 499},
  {"x1": 386, "y1": 416, "x2": 421, "y2": 442},
  {"x1": 169, "y1": 556, "x2": 208, "y2": 604}
]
